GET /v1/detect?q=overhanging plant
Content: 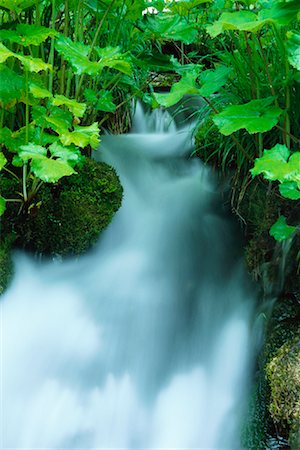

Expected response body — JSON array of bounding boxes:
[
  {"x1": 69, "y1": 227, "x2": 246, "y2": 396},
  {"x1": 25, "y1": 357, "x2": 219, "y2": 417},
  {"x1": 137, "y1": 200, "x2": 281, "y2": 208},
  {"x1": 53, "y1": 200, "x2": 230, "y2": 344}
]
[{"x1": 148, "y1": 0, "x2": 300, "y2": 244}]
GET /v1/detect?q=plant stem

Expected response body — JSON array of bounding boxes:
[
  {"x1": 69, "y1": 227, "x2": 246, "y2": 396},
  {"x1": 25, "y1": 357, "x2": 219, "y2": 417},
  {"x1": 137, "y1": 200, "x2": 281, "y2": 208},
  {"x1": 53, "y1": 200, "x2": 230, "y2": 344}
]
[
  {"x1": 23, "y1": 68, "x2": 30, "y2": 202},
  {"x1": 244, "y1": 32, "x2": 256, "y2": 99},
  {"x1": 275, "y1": 124, "x2": 300, "y2": 144},
  {"x1": 5, "y1": 199, "x2": 22, "y2": 203},
  {"x1": 257, "y1": 35, "x2": 278, "y2": 106},
  {"x1": 3, "y1": 167, "x2": 20, "y2": 181},
  {"x1": 48, "y1": 0, "x2": 56, "y2": 93},
  {"x1": 74, "y1": 0, "x2": 83, "y2": 42},
  {"x1": 271, "y1": 25, "x2": 291, "y2": 147},
  {"x1": 258, "y1": 133, "x2": 263, "y2": 157},
  {"x1": 60, "y1": 0, "x2": 69, "y2": 94},
  {"x1": 0, "y1": 107, "x2": 4, "y2": 128},
  {"x1": 75, "y1": 0, "x2": 117, "y2": 100}
]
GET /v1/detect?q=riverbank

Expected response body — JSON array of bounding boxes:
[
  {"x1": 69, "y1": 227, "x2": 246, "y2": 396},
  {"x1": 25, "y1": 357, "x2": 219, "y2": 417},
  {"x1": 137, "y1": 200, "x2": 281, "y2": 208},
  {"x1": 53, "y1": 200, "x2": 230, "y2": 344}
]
[{"x1": 195, "y1": 127, "x2": 300, "y2": 449}]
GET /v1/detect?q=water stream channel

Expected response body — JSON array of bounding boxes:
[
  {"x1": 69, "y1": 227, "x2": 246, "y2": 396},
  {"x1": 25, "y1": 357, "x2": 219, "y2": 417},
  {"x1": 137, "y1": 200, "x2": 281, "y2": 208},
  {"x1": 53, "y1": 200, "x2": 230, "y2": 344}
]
[{"x1": 1, "y1": 105, "x2": 257, "y2": 449}]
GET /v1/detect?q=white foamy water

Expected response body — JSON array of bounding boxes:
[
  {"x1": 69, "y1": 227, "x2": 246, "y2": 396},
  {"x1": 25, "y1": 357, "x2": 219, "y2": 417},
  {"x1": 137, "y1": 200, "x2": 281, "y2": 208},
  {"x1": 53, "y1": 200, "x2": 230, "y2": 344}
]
[{"x1": 1, "y1": 103, "x2": 255, "y2": 449}]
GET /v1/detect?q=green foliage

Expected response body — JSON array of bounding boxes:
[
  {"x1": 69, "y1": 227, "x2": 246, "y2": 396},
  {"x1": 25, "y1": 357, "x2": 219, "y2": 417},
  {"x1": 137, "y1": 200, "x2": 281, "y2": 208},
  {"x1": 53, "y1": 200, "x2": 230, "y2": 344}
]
[
  {"x1": 0, "y1": 0, "x2": 36, "y2": 13},
  {"x1": 0, "y1": 24, "x2": 57, "y2": 46},
  {"x1": 287, "y1": 30, "x2": 300, "y2": 71},
  {"x1": 270, "y1": 216, "x2": 297, "y2": 241},
  {"x1": 159, "y1": 0, "x2": 300, "y2": 253},
  {"x1": 213, "y1": 98, "x2": 283, "y2": 136},
  {"x1": 0, "y1": 195, "x2": 6, "y2": 215},
  {"x1": 0, "y1": 65, "x2": 25, "y2": 106},
  {"x1": 251, "y1": 145, "x2": 300, "y2": 240},
  {"x1": 198, "y1": 66, "x2": 232, "y2": 97},
  {"x1": 84, "y1": 89, "x2": 117, "y2": 113},
  {"x1": 141, "y1": 14, "x2": 198, "y2": 44},
  {"x1": 251, "y1": 145, "x2": 300, "y2": 186},
  {"x1": 154, "y1": 67, "x2": 202, "y2": 107}
]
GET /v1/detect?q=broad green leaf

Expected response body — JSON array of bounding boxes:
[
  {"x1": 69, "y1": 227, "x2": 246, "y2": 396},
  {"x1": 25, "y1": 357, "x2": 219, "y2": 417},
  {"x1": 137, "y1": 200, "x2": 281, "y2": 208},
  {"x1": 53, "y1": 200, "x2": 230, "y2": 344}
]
[
  {"x1": 133, "y1": 53, "x2": 180, "y2": 72},
  {"x1": 251, "y1": 145, "x2": 300, "y2": 183},
  {"x1": 169, "y1": 0, "x2": 212, "y2": 16},
  {"x1": 142, "y1": 14, "x2": 198, "y2": 44},
  {"x1": 289, "y1": 152, "x2": 300, "y2": 173},
  {"x1": 270, "y1": 216, "x2": 297, "y2": 241},
  {"x1": 279, "y1": 181, "x2": 300, "y2": 200},
  {"x1": 0, "y1": 0, "x2": 36, "y2": 13},
  {"x1": 31, "y1": 127, "x2": 58, "y2": 147},
  {"x1": 258, "y1": 1, "x2": 300, "y2": 27},
  {"x1": 0, "y1": 65, "x2": 25, "y2": 105},
  {"x1": 0, "y1": 195, "x2": 6, "y2": 216},
  {"x1": 48, "y1": 142, "x2": 83, "y2": 166},
  {"x1": 0, "y1": 24, "x2": 57, "y2": 46},
  {"x1": 31, "y1": 105, "x2": 47, "y2": 127},
  {"x1": 0, "y1": 42, "x2": 14, "y2": 62},
  {"x1": 12, "y1": 155, "x2": 23, "y2": 167},
  {"x1": 44, "y1": 106, "x2": 73, "y2": 133},
  {"x1": 286, "y1": 31, "x2": 300, "y2": 70},
  {"x1": 0, "y1": 127, "x2": 12, "y2": 146},
  {"x1": 213, "y1": 98, "x2": 282, "y2": 135},
  {"x1": 55, "y1": 36, "x2": 99, "y2": 75},
  {"x1": 207, "y1": 2, "x2": 300, "y2": 38},
  {"x1": 0, "y1": 152, "x2": 7, "y2": 169},
  {"x1": 52, "y1": 95, "x2": 86, "y2": 117},
  {"x1": 96, "y1": 91, "x2": 116, "y2": 112},
  {"x1": 85, "y1": 89, "x2": 117, "y2": 112},
  {"x1": 288, "y1": 153, "x2": 300, "y2": 185},
  {"x1": 59, "y1": 122, "x2": 100, "y2": 149},
  {"x1": 84, "y1": 88, "x2": 98, "y2": 103},
  {"x1": 95, "y1": 46, "x2": 133, "y2": 75},
  {"x1": 30, "y1": 156, "x2": 76, "y2": 183},
  {"x1": 29, "y1": 83, "x2": 53, "y2": 99},
  {"x1": 252, "y1": 143, "x2": 290, "y2": 167},
  {"x1": 18, "y1": 143, "x2": 47, "y2": 161},
  {"x1": 199, "y1": 66, "x2": 232, "y2": 97},
  {"x1": 0, "y1": 43, "x2": 51, "y2": 72},
  {"x1": 154, "y1": 67, "x2": 202, "y2": 107},
  {"x1": 0, "y1": 126, "x2": 21, "y2": 152},
  {"x1": 5, "y1": 125, "x2": 36, "y2": 153},
  {"x1": 17, "y1": 54, "x2": 52, "y2": 72},
  {"x1": 207, "y1": 11, "x2": 266, "y2": 38}
]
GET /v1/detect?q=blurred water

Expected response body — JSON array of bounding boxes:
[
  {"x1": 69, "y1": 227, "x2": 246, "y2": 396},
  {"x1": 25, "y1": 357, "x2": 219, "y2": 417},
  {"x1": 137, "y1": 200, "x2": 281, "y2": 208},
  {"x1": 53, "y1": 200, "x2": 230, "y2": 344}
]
[{"x1": 1, "y1": 104, "x2": 255, "y2": 449}]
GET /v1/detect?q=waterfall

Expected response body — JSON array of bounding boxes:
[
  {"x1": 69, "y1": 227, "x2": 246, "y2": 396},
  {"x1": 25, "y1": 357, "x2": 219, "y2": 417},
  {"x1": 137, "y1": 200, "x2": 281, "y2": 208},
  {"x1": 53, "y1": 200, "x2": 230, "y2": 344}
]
[{"x1": 1, "y1": 104, "x2": 256, "y2": 449}]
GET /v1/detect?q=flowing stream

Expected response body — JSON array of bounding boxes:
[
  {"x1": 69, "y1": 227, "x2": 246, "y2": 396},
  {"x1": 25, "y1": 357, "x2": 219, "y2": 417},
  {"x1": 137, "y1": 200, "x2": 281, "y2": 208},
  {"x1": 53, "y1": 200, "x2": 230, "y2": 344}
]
[{"x1": 1, "y1": 104, "x2": 256, "y2": 449}]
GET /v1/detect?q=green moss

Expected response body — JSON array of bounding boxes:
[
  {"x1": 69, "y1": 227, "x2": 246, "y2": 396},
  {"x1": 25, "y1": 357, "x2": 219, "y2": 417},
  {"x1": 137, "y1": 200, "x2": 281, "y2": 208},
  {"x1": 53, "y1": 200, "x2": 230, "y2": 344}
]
[
  {"x1": 266, "y1": 332, "x2": 300, "y2": 445},
  {"x1": 0, "y1": 237, "x2": 14, "y2": 295},
  {"x1": 194, "y1": 116, "x2": 226, "y2": 167},
  {"x1": 242, "y1": 295, "x2": 300, "y2": 449},
  {"x1": 0, "y1": 158, "x2": 123, "y2": 257}
]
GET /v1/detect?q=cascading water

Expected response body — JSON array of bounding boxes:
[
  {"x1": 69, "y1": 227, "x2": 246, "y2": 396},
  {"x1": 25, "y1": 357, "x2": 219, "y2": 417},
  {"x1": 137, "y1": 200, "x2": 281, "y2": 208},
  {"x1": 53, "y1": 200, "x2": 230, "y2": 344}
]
[{"x1": 1, "y1": 104, "x2": 256, "y2": 449}]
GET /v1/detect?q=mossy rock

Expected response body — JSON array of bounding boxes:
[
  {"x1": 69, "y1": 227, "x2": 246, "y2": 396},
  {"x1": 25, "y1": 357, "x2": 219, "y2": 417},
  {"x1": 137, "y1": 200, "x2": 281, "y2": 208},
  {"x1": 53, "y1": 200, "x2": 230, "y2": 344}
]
[
  {"x1": 0, "y1": 237, "x2": 14, "y2": 295},
  {"x1": 242, "y1": 295, "x2": 300, "y2": 449},
  {"x1": 266, "y1": 332, "x2": 300, "y2": 448},
  {"x1": 0, "y1": 158, "x2": 123, "y2": 257}
]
